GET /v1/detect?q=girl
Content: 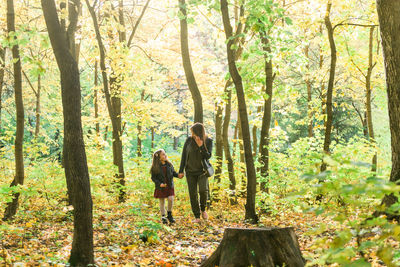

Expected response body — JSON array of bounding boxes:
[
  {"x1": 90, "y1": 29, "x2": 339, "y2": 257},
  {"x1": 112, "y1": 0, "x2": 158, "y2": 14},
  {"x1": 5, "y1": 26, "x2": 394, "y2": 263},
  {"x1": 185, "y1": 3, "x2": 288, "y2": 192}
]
[
  {"x1": 179, "y1": 123, "x2": 213, "y2": 223},
  {"x1": 151, "y1": 149, "x2": 182, "y2": 224}
]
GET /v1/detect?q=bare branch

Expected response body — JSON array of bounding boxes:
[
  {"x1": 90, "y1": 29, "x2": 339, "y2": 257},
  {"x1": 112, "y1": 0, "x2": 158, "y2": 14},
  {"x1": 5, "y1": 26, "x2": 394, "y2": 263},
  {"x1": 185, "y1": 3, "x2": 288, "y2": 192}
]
[
  {"x1": 22, "y1": 70, "x2": 38, "y2": 96},
  {"x1": 127, "y1": 0, "x2": 151, "y2": 47}
]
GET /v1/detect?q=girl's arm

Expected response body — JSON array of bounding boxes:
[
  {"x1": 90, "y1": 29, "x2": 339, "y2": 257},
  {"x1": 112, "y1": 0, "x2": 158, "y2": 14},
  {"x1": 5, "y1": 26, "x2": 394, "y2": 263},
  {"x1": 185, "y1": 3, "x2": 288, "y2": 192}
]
[
  {"x1": 151, "y1": 173, "x2": 162, "y2": 188},
  {"x1": 171, "y1": 164, "x2": 179, "y2": 178}
]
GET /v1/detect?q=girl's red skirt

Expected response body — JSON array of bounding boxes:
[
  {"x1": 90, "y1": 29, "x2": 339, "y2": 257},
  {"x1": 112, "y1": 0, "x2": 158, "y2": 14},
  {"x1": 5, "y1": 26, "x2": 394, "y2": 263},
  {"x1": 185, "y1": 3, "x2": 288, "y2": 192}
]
[{"x1": 154, "y1": 187, "x2": 175, "y2": 198}]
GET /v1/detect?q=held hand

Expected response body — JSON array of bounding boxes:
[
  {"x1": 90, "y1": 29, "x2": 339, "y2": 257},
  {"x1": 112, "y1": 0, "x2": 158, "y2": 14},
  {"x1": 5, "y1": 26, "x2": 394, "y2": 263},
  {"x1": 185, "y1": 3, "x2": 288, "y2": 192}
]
[
  {"x1": 160, "y1": 183, "x2": 167, "y2": 188},
  {"x1": 194, "y1": 136, "x2": 203, "y2": 147},
  {"x1": 178, "y1": 173, "x2": 184, "y2": 179}
]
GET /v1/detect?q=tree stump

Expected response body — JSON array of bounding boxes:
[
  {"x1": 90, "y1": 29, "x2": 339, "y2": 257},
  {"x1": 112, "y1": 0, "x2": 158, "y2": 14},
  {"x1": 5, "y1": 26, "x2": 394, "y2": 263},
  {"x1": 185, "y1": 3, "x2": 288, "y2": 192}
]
[{"x1": 201, "y1": 227, "x2": 305, "y2": 267}]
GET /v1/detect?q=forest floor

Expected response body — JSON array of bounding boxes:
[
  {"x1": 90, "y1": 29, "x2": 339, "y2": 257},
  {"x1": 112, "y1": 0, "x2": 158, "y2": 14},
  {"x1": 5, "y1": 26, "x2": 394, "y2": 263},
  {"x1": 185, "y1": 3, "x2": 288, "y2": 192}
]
[
  {"x1": 0, "y1": 175, "x2": 392, "y2": 266},
  {"x1": 1, "y1": 198, "x2": 322, "y2": 266}
]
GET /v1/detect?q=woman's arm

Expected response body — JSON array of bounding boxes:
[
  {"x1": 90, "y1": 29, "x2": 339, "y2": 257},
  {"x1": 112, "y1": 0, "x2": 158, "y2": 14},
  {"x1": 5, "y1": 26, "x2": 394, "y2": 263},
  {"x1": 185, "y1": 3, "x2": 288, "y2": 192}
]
[
  {"x1": 199, "y1": 138, "x2": 213, "y2": 159},
  {"x1": 179, "y1": 138, "x2": 190, "y2": 173}
]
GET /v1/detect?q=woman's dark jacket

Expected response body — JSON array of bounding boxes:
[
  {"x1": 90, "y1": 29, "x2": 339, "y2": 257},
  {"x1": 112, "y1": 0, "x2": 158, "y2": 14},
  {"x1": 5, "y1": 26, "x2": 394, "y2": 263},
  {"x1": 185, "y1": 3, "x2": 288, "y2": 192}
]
[
  {"x1": 179, "y1": 136, "x2": 213, "y2": 176},
  {"x1": 151, "y1": 163, "x2": 179, "y2": 189}
]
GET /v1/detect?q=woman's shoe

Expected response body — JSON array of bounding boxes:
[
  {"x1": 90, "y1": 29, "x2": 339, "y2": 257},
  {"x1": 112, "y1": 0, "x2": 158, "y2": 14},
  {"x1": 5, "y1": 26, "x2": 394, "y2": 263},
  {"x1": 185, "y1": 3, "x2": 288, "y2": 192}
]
[
  {"x1": 201, "y1": 211, "x2": 208, "y2": 220},
  {"x1": 162, "y1": 216, "x2": 168, "y2": 224},
  {"x1": 193, "y1": 218, "x2": 201, "y2": 223}
]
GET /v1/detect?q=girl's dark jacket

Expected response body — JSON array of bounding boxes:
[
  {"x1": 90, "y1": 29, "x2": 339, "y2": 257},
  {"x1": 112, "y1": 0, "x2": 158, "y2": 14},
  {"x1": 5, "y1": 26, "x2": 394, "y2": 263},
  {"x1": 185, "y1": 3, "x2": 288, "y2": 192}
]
[
  {"x1": 179, "y1": 136, "x2": 213, "y2": 175},
  {"x1": 151, "y1": 162, "x2": 179, "y2": 190}
]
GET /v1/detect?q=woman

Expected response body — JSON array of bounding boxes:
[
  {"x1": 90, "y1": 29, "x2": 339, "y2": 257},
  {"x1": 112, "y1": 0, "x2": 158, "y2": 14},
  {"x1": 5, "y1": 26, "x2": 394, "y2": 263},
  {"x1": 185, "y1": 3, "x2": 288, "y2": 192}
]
[{"x1": 179, "y1": 122, "x2": 213, "y2": 223}]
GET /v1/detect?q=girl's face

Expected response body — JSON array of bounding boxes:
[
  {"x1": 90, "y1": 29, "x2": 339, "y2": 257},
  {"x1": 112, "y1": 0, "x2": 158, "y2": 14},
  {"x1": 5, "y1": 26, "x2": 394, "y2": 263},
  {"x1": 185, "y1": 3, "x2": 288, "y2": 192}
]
[{"x1": 159, "y1": 150, "x2": 167, "y2": 162}]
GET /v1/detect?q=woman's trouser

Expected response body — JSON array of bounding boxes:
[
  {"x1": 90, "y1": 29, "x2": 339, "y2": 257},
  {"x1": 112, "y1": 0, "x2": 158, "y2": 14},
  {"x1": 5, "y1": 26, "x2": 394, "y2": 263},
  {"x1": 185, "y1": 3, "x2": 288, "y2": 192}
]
[{"x1": 186, "y1": 173, "x2": 208, "y2": 218}]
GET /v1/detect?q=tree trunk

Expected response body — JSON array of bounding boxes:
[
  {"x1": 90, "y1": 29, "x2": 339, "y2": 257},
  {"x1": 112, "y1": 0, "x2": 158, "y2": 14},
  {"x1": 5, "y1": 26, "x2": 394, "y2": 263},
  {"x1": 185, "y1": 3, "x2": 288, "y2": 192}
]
[
  {"x1": 259, "y1": 33, "x2": 274, "y2": 193},
  {"x1": 110, "y1": 77, "x2": 125, "y2": 200},
  {"x1": 137, "y1": 89, "x2": 145, "y2": 157},
  {"x1": 179, "y1": 0, "x2": 203, "y2": 123},
  {"x1": 3, "y1": 0, "x2": 25, "y2": 221},
  {"x1": 173, "y1": 133, "x2": 179, "y2": 150},
  {"x1": 94, "y1": 60, "x2": 99, "y2": 135},
  {"x1": 252, "y1": 107, "x2": 260, "y2": 156},
  {"x1": 238, "y1": 116, "x2": 247, "y2": 197},
  {"x1": 112, "y1": 0, "x2": 127, "y2": 197},
  {"x1": 220, "y1": 0, "x2": 258, "y2": 223},
  {"x1": 0, "y1": 47, "x2": 5, "y2": 132},
  {"x1": 366, "y1": 26, "x2": 377, "y2": 172},
  {"x1": 201, "y1": 228, "x2": 305, "y2": 267},
  {"x1": 318, "y1": 25, "x2": 326, "y2": 128},
  {"x1": 137, "y1": 122, "x2": 142, "y2": 157},
  {"x1": 223, "y1": 85, "x2": 237, "y2": 204},
  {"x1": 320, "y1": 2, "x2": 336, "y2": 172},
  {"x1": 34, "y1": 74, "x2": 41, "y2": 138},
  {"x1": 41, "y1": 0, "x2": 94, "y2": 264},
  {"x1": 222, "y1": 84, "x2": 236, "y2": 192},
  {"x1": 86, "y1": 0, "x2": 126, "y2": 202},
  {"x1": 304, "y1": 44, "x2": 313, "y2": 138},
  {"x1": 213, "y1": 101, "x2": 224, "y2": 201},
  {"x1": 375, "y1": 0, "x2": 400, "y2": 220},
  {"x1": 232, "y1": 118, "x2": 238, "y2": 158}
]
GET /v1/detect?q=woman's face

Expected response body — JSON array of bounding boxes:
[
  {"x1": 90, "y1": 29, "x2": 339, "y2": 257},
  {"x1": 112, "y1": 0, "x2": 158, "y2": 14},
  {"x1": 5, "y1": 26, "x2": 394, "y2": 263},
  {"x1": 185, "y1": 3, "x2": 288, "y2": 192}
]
[
  {"x1": 159, "y1": 151, "x2": 167, "y2": 162},
  {"x1": 191, "y1": 129, "x2": 197, "y2": 138}
]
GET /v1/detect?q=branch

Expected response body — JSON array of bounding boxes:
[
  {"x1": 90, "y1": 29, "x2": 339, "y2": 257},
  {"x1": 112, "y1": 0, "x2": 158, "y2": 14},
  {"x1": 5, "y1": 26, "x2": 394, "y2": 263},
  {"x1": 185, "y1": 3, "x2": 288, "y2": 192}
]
[
  {"x1": 22, "y1": 70, "x2": 38, "y2": 96},
  {"x1": 344, "y1": 38, "x2": 366, "y2": 77},
  {"x1": 66, "y1": 0, "x2": 80, "y2": 39},
  {"x1": 196, "y1": 7, "x2": 223, "y2": 32},
  {"x1": 153, "y1": 19, "x2": 174, "y2": 40},
  {"x1": 333, "y1": 23, "x2": 378, "y2": 31},
  {"x1": 131, "y1": 44, "x2": 167, "y2": 71},
  {"x1": 127, "y1": 0, "x2": 151, "y2": 47}
]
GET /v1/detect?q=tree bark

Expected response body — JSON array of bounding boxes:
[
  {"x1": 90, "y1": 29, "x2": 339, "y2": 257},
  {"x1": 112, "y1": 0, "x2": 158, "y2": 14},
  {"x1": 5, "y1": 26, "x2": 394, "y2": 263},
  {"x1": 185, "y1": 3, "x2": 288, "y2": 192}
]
[
  {"x1": 94, "y1": 60, "x2": 99, "y2": 135},
  {"x1": 232, "y1": 119, "x2": 238, "y2": 158},
  {"x1": 3, "y1": 0, "x2": 25, "y2": 221},
  {"x1": 41, "y1": 0, "x2": 94, "y2": 264},
  {"x1": 375, "y1": 0, "x2": 400, "y2": 220},
  {"x1": 201, "y1": 227, "x2": 305, "y2": 267},
  {"x1": 137, "y1": 122, "x2": 142, "y2": 157},
  {"x1": 152, "y1": 127, "x2": 155, "y2": 149},
  {"x1": 304, "y1": 44, "x2": 313, "y2": 138},
  {"x1": 213, "y1": 101, "x2": 224, "y2": 201},
  {"x1": 111, "y1": 0, "x2": 127, "y2": 198},
  {"x1": 238, "y1": 116, "x2": 247, "y2": 197},
  {"x1": 34, "y1": 74, "x2": 41, "y2": 138},
  {"x1": 220, "y1": 0, "x2": 258, "y2": 223},
  {"x1": 86, "y1": 0, "x2": 126, "y2": 202},
  {"x1": 252, "y1": 107, "x2": 259, "y2": 156},
  {"x1": 67, "y1": 0, "x2": 79, "y2": 63},
  {"x1": 222, "y1": 84, "x2": 236, "y2": 191},
  {"x1": 318, "y1": 25, "x2": 326, "y2": 127},
  {"x1": 0, "y1": 47, "x2": 5, "y2": 132},
  {"x1": 179, "y1": 0, "x2": 203, "y2": 123},
  {"x1": 137, "y1": 89, "x2": 145, "y2": 157},
  {"x1": 320, "y1": 1, "x2": 336, "y2": 172},
  {"x1": 259, "y1": 33, "x2": 274, "y2": 193},
  {"x1": 366, "y1": 26, "x2": 377, "y2": 172}
]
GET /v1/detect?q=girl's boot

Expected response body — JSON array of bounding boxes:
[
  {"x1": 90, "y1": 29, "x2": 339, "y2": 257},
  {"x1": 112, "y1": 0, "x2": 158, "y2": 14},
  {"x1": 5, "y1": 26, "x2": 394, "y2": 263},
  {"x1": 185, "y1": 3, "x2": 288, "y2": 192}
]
[
  {"x1": 167, "y1": 211, "x2": 175, "y2": 224},
  {"x1": 162, "y1": 215, "x2": 168, "y2": 224}
]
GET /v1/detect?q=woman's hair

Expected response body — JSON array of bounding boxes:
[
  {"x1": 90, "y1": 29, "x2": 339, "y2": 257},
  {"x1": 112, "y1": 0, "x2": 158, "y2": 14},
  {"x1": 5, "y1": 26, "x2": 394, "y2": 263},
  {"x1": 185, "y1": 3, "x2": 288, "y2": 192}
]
[
  {"x1": 190, "y1": 122, "x2": 208, "y2": 151},
  {"x1": 150, "y1": 149, "x2": 171, "y2": 174}
]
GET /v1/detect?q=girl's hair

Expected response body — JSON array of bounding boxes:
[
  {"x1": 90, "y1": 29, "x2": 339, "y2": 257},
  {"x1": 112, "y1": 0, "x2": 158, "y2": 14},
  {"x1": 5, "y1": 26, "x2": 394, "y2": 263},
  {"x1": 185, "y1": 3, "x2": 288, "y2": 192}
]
[
  {"x1": 190, "y1": 122, "x2": 208, "y2": 151},
  {"x1": 150, "y1": 149, "x2": 171, "y2": 174}
]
